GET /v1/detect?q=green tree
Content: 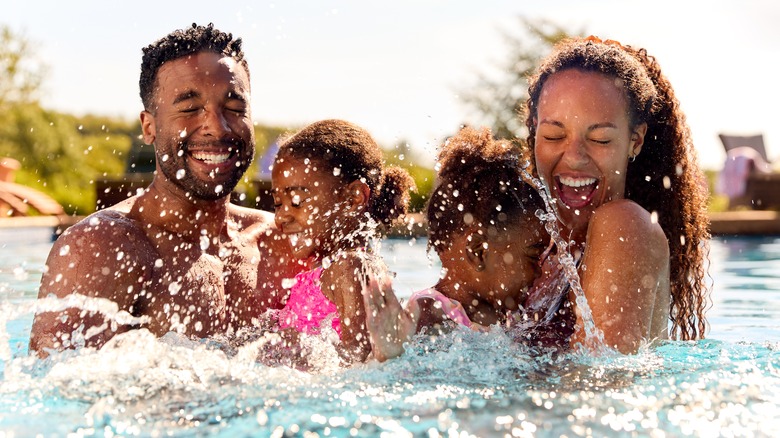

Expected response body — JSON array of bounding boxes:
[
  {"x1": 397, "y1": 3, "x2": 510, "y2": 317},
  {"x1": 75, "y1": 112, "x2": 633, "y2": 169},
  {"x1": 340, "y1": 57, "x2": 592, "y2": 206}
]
[
  {"x1": 384, "y1": 140, "x2": 435, "y2": 213},
  {"x1": 460, "y1": 18, "x2": 580, "y2": 141},
  {"x1": 0, "y1": 25, "x2": 46, "y2": 108}
]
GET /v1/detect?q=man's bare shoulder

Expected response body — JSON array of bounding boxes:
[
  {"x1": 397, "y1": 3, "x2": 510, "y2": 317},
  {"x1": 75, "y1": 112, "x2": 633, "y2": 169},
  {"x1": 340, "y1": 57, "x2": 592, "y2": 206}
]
[{"x1": 60, "y1": 208, "x2": 151, "y2": 246}]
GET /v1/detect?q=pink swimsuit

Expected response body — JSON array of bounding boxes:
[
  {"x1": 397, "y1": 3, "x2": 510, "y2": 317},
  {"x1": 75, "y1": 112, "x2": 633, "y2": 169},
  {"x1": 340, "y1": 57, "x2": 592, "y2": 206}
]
[
  {"x1": 278, "y1": 267, "x2": 341, "y2": 337},
  {"x1": 408, "y1": 288, "x2": 477, "y2": 329}
]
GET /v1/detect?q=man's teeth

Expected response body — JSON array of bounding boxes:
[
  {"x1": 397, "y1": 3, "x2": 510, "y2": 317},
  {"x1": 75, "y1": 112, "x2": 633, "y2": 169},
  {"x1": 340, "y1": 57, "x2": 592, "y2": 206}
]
[
  {"x1": 192, "y1": 152, "x2": 231, "y2": 164},
  {"x1": 559, "y1": 176, "x2": 597, "y2": 187}
]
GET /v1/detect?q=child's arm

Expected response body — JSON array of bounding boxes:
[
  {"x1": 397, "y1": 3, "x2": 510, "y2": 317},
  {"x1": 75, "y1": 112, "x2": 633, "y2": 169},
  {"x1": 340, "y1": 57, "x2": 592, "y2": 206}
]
[
  {"x1": 320, "y1": 254, "x2": 373, "y2": 363},
  {"x1": 361, "y1": 275, "x2": 421, "y2": 362}
]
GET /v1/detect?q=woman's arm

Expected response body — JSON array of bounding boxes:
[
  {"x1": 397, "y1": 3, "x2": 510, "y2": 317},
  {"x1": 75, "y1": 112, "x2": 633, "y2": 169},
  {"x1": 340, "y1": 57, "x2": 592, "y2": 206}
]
[{"x1": 573, "y1": 200, "x2": 670, "y2": 354}]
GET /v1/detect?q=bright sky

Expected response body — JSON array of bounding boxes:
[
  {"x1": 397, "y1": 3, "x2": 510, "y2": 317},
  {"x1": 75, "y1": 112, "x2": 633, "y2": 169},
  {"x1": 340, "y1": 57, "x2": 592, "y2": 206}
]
[{"x1": 5, "y1": 1, "x2": 779, "y2": 170}]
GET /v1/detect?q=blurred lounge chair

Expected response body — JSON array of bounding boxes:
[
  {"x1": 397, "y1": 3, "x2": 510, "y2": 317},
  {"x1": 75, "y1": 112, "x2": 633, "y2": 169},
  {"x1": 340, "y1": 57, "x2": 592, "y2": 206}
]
[
  {"x1": 716, "y1": 133, "x2": 780, "y2": 210},
  {"x1": 0, "y1": 157, "x2": 65, "y2": 217}
]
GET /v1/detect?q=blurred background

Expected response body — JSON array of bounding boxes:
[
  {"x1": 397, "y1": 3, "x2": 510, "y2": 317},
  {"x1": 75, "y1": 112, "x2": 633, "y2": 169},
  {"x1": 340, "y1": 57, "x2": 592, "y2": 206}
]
[{"x1": 2, "y1": 0, "x2": 778, "y2": 215}]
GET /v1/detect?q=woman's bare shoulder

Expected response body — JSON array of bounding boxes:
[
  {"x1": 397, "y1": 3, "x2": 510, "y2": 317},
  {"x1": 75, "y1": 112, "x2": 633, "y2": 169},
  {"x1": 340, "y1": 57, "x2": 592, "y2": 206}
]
[{"x1": 590, "y1": 199, "x2": 666, "y2": 242}]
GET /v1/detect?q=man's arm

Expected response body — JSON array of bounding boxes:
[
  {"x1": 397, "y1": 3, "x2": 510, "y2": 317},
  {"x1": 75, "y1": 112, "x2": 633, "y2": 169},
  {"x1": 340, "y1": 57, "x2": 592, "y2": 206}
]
[{"x1": 29, "y1": 212, "x2": 154, "y2": 357}]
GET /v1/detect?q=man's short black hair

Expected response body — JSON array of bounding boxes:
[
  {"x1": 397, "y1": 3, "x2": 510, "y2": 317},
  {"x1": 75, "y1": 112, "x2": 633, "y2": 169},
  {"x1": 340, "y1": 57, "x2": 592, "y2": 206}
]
[{"x1": 139, "y1": 23, "x2": 249, "y2": 111}]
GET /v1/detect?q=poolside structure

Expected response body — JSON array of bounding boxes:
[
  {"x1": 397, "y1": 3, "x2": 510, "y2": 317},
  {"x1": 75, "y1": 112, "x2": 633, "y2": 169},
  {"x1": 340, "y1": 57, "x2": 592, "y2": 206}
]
[{"x1": 94, "y1": 141, "x2": 155, "y2": 210}]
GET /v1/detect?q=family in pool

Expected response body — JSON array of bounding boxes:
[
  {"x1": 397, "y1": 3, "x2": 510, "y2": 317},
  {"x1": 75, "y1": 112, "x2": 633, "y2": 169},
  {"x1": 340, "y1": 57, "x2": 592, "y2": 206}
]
[{"x1": 27, "y1": 24, "x2": 710, "y2": 364}]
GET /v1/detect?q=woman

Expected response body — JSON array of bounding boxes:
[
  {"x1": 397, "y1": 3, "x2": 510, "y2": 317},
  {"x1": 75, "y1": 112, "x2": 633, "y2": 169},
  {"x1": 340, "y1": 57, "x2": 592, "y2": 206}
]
[{"x1": 523, "y1": 36, "x2": 710, "y2": 353}]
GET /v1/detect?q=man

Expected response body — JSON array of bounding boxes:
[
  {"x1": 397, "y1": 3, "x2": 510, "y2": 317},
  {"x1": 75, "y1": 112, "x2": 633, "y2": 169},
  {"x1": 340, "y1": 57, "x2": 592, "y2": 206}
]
[{"x1": 29, "y1": 23, "x2": 299, "y2": 357}]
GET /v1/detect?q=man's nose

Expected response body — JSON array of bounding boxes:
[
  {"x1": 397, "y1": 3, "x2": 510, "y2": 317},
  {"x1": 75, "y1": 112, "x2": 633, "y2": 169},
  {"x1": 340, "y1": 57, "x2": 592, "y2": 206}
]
[{"x1": 201, "y1": 107, "x2": 231, "y2": 137}]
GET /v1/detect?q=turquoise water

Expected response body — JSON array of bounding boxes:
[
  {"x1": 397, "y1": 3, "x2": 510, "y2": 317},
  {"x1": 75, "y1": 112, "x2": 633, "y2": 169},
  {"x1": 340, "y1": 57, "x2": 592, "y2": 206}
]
[{"x1": 1, "y1": 229, "x2": 780, "y2": 436}]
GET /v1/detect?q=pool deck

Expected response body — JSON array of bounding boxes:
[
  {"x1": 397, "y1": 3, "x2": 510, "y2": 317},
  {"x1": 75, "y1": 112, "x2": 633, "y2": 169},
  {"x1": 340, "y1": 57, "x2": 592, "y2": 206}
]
[
  {"x1": 708, "y1": 210, "x2": 780, "y2": 236},
  {"x1": 1, "y1": 210, "x2": 779, "y2": 237}
]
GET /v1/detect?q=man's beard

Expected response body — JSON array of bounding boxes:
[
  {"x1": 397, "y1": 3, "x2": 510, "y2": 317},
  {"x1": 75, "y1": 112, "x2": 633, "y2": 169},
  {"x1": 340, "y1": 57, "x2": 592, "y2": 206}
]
[{"x1": 157, "y1": 139, "x2": 253, "y2": 201}]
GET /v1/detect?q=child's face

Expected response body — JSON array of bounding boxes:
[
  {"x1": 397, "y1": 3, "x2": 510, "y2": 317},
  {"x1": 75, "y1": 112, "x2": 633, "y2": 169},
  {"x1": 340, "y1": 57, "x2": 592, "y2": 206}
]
[
  {"x1": 271, "y1": 156, "x2": 349, "y2": 261},
  {"x1": 475, "y1": 216, "x2": 548, "y2": 311}
]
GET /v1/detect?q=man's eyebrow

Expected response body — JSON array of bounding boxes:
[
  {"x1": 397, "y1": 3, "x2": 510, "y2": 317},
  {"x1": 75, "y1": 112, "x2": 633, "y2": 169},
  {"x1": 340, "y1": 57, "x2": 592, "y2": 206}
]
[
  {"x1": 172, "y1": 90, "x2": 200, "y2": 105},
  {"x1": 227, "y1": 90, "x2": 248, "y2": 103}
]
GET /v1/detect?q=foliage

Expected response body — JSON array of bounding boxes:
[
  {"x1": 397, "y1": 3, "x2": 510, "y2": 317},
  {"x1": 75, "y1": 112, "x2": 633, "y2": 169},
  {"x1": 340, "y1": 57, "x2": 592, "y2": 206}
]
[
  {"x1": 0, "y1": 25, "x2": 46, "y2": 108},
  {"x1": 460, "y1": 18, "x2": 581, "y2": 141},
  {"x1": 704, "y1": 169, "x2": 729, "y2": 212},
  {"x1": 0, "y1": 104, "x2": 135, "y2": 214},
  {"x1": 384, "y1": 140, "x2": 435, "y2": 213}
]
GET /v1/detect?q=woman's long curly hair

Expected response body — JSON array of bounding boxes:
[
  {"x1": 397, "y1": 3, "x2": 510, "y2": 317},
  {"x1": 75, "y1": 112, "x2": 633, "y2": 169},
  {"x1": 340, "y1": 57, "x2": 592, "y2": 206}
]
[{"x1": 523, "y1": 37, "x2": 710, "y2": 340}]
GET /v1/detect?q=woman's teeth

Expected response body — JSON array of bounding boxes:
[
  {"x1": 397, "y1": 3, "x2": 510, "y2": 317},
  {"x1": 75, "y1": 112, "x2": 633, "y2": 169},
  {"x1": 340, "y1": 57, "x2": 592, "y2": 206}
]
[{"x1": 559, "y1": 176, "x2": 597, "y2": 187}]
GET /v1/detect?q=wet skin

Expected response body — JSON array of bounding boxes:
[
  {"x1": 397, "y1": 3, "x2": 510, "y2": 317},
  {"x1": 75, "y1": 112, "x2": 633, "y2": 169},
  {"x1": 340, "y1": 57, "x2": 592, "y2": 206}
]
[
  {"x1": 272, "y1": 156, "x2": 372, "y2": 362},
  {"x1": 362, "y1": 214, "x2": 548, "y2": 362},
  {"x1": 29, "y1": 52, "x2": 300, "y2": 357},
  {"x1": 532, "y1": 69, "x2": 670, "y2": 353}
]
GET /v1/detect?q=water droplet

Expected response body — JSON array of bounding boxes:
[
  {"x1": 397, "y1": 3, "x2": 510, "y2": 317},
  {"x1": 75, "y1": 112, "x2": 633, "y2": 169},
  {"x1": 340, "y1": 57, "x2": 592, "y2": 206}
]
[
  {"x1": 116, "y1": 251, "x2": 125, "y2": 261},
  {"x1": 256, "y1": 410, "x2": 268, "y2": 426},
  {"x1": 154, "y1": 259, "x2": 164, "y2": 268},
  {"x1": 215, "y1": 185, "x2": 224, "y2": 194},
  {"x1": 457, "y1": 204, "x2": 464, "y2": 211},
  {"x1": 333, "y1": 167, "x2": 341, "y2": 177},
  {"x1": 179, "y1": 128, "x2": 187, "y2": 138},
  {"x1": 161, "y1": 154, "x2": 169, "y2": 162},
  {"x1": 59, "y1": 245, "x2": 71, "y2": 256},
  {"x1": 13, "y1": 266, "x2": 28, "y2": 281},
  {"x1": 176, "y1": 169, "x2": 186, "y2": 179},
  {"x1": 200, "y1": 235, "x2": 210, "y2": 251},
  {"x1": 168, "y1": 281, "x2": 182, "y2": 295},
  {"x1": 281, "y1": 277, "x2": 296, "y2": 289}
]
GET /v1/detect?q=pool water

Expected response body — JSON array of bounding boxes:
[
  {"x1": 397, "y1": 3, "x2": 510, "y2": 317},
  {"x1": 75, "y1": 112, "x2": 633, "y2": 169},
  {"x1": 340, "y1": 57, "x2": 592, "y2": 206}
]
[{"x1": 1, "y1": 230, "x2": 780, "y2": 436}]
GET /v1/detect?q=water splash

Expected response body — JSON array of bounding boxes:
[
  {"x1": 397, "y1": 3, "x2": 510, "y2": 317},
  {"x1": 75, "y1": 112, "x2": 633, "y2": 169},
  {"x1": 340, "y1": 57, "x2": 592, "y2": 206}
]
[
  {"x1": 0, "y1": 294, "x2": 150, "y2": 361},
  {"x1": 518, "y1": 169, "x2": 605, "y2": 348}
]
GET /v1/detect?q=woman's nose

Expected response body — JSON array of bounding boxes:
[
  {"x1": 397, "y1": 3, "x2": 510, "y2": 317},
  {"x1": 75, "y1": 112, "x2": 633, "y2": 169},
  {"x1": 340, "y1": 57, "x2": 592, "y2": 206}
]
[{"x1": 562, "y1": 137, "x2": 590, "y2": 168}]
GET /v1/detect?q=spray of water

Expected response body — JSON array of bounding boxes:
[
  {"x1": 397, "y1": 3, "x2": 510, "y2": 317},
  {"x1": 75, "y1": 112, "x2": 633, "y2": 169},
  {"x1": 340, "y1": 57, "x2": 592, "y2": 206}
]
[{"x1": 518, "y1": 166, "x2": 606, "y2": 349}]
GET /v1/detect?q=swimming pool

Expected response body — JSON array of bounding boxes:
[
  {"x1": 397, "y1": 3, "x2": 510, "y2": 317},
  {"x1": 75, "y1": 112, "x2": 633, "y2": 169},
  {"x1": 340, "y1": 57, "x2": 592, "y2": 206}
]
[{"x1": 1, "y1": 228, "x2": 779, "y2": 436}]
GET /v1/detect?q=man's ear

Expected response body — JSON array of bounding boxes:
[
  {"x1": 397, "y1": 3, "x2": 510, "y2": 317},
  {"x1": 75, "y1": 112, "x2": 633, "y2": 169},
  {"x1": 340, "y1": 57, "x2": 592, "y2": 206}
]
[
  {"x1": 630, "y1": 122, "x2": 648, "y2": 158},
  {"x1": 344, "y1": 180, "x2": 370, "y2": 210},
  {"x1": 140, "y1": 110, "x2": 156, "y2": 145},
  {"x1": 465, "y1": 233, "x2": 488, "y2": 272}
]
